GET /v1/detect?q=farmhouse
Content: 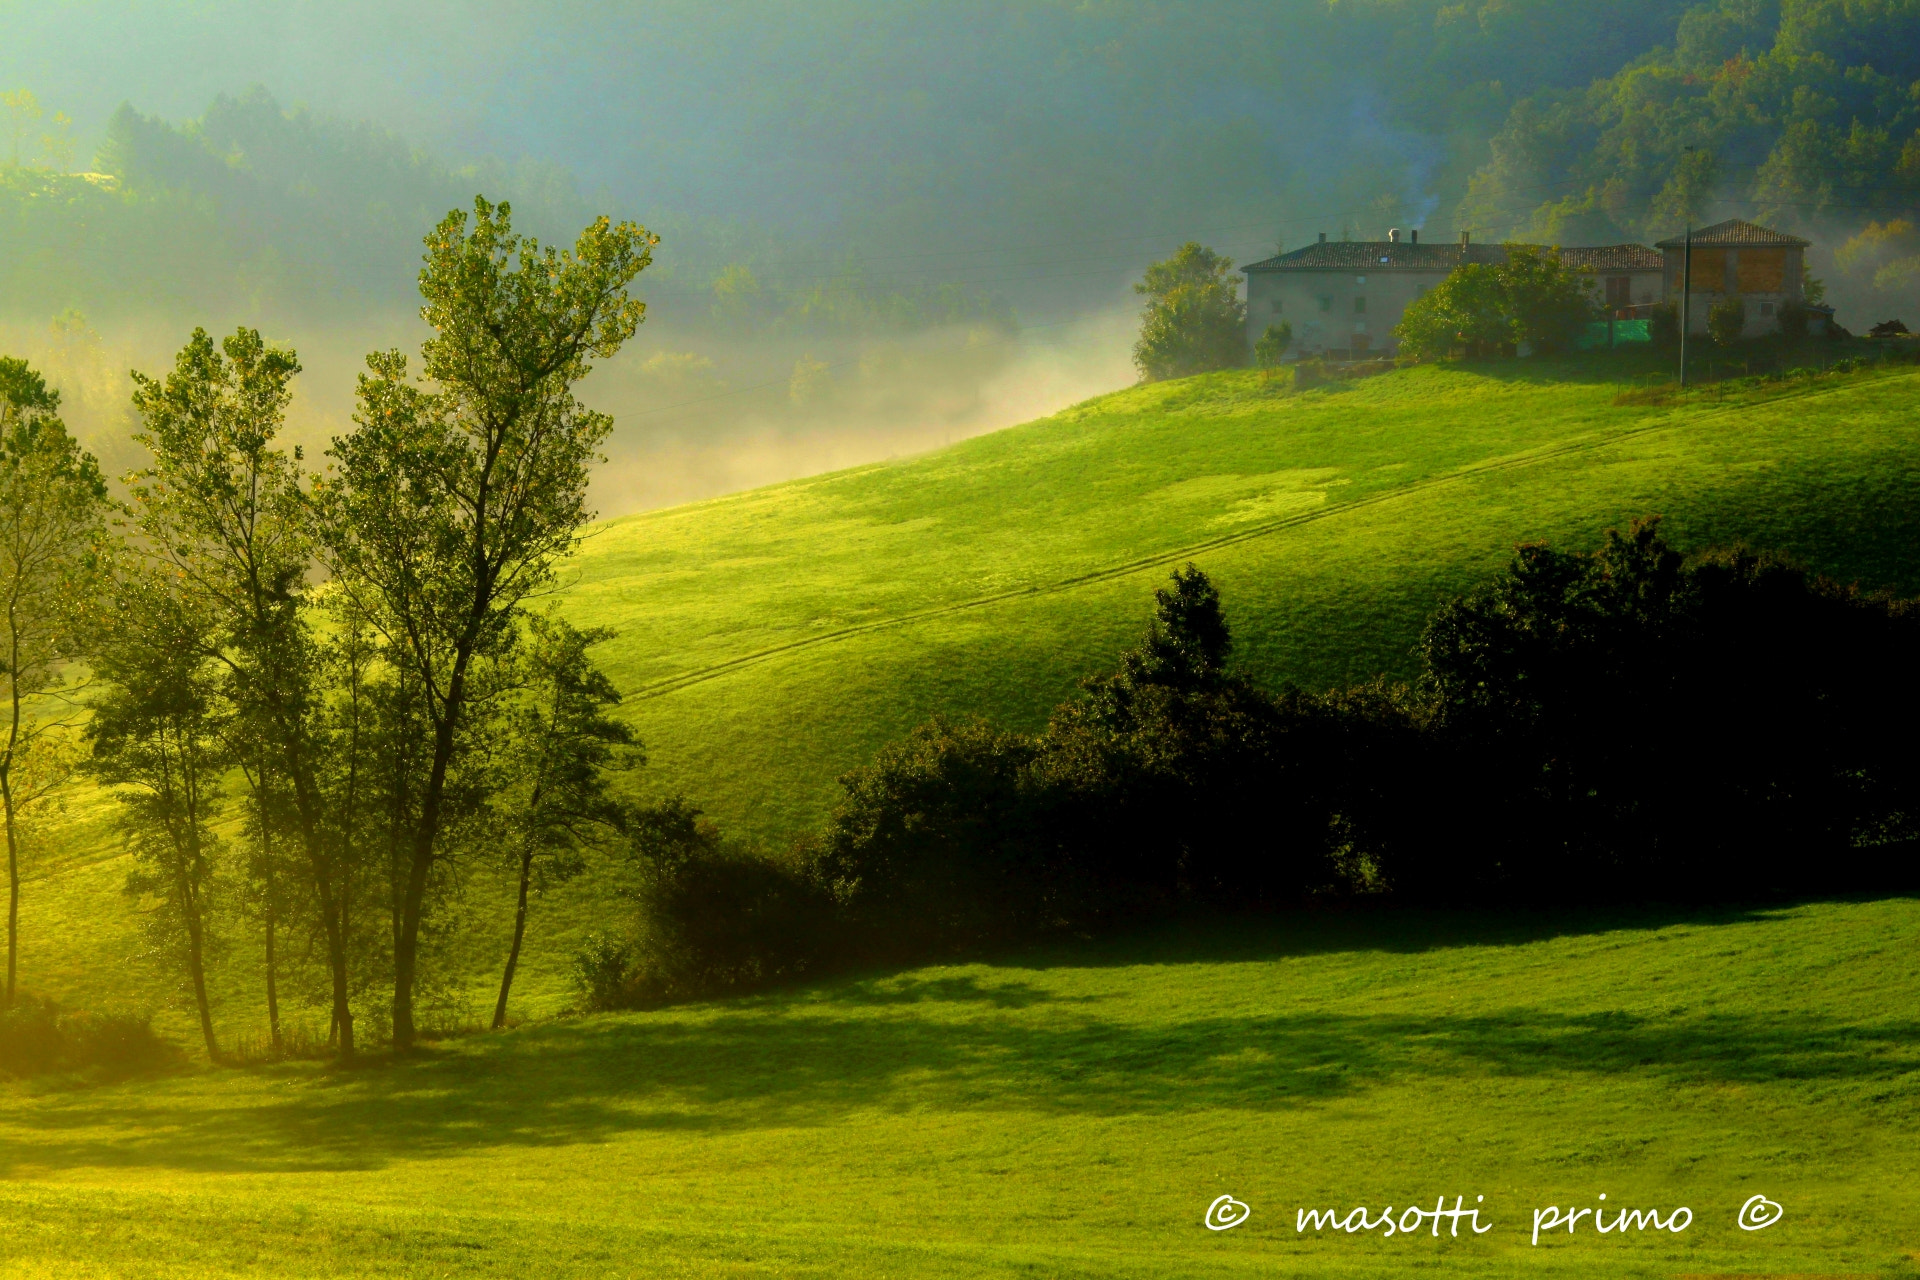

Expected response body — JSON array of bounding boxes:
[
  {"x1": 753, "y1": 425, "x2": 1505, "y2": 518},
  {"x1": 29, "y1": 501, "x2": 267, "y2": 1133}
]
[
  {"x1": 1241, "y1": 230, "x2": 1665, "y2": 359},
  {"x1": 1653, "y1": 219, "x2": 1815, "y2": 337}
]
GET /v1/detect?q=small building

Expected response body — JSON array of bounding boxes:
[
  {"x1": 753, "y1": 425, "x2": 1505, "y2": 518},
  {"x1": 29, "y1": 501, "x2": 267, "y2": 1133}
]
[
  {"x1": 1241, "y1": 230, "x2": 1666, "y2": 359},
  {"x1": 1652, "y1": 219, "x2": 1811, "y2": 336}
]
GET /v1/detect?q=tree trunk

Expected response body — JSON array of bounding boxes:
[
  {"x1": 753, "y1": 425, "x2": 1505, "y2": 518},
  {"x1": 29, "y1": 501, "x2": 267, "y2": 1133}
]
[
  {"x1": 258, "y1": 760, "x2": 282, "y2": 1057},
  {"x1": 393, "y1": 650, "x2": 473, "y2": 1051},
  {"x1": 184, "y1": 907, "x2": 219, "y2": 1064},
  {"x1": 3, "y1": 615, "x2": 20, "y2": 1010},
  {"x1": 3, "y1": 775, "x2": 16, "y2": 1010},
  {"x1": 281, "y1": 752, "x2": 355, "y2": 1062},
  {"x1": 264, "y1": 910, "x2": 281, "y2": 1056},
  {"x1": 493, "y1": 845, "x2": 535, "y2": 1029},
  {"x1": 326, "y1": 899, "x2": 354, "y2": 1059},
  {"x1": 176, "y1": 859, "x2": 219, "y2": 1064}
]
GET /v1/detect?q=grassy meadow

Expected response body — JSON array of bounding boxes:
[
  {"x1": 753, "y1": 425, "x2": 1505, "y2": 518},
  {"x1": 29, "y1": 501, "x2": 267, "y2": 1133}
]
[
  {"x1": 7, "y1": 350, "x2": 1920, "y2": 1277},
  {"x1": 18, "y1": 351, "x2": 1920, "y2": 1041},
  {"x1": 4, "y1": 898, "x2": 1918, "y2": 1278},
  {"x1": 563, "y1": 354, "x2": 1920, "y2": 843}
]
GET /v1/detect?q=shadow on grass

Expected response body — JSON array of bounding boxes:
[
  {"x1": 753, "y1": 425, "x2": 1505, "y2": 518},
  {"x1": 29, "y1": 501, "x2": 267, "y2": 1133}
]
[
  {"x1": 996, "y1": 897, "x2": 1816, "y2": 969},
  {"x1": 2, "y1": 897, "x2": 1914, "y2": 1178}
]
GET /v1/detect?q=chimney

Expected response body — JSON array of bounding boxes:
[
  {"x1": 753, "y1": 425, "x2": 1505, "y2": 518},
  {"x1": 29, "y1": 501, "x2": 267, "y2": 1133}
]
[
  {"x1": 1389, "y1": 228, "x2": 1401, "y2": 244},
  {"x1": 1318, "y1": 232, "x2": 1327, "y2": 244},
  {"x1": 1410, "y1": 229, "x2": 1419, "y2": 245},
  {"x1": 1460, "y1": 230, "x2": 1471, "y2": 246}
]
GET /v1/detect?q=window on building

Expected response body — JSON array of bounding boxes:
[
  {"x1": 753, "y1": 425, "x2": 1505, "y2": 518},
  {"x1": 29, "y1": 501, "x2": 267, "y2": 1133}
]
[
  {"x1": 1353, "y1": 296, "x2": 1367, "y2": 314},
  {"x1": 1355, "y1": 276, "x2": 1367, "y2": 286},
  {"x1": 1318, "y1": 295, "x2": 1333, "y2": 312}
]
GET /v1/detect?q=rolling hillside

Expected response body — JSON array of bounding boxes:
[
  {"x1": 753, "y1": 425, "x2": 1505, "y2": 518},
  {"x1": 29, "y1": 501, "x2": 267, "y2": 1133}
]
[
  {"x1": 564, "y1": 353, "x2": 1920, "y2": 842},
  {"x1": 16, "y1": 350, "x2": 1920, "y2": 1039}
]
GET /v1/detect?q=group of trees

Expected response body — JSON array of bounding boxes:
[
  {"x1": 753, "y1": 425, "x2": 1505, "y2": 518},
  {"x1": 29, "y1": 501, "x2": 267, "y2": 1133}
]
[
  {"x1": 1457, "y1": 0, "x2": 1920, "y2": 312},
  {"x1": 582, "y1": 521, "x2": 1920, "y2": 1004},
  {"x1": 0, "y1": 197, "x2": 658, "y2": 1061}
]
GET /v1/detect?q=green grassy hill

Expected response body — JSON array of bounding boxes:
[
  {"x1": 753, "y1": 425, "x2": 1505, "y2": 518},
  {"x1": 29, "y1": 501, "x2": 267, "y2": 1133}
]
[
  {"x1": 566, "y1": 355, "x2": 1920, "y2": 844},
  {"x1": 4, "y1": 898, "x2": 1917, "y2": 1278},
  {"x1": 17, "y1": 352, "x2": 1920, "y2": 1041}
]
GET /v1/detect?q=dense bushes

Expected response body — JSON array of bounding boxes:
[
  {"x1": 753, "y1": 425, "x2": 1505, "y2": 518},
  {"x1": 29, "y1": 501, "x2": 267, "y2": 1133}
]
[
  {"x1": 0, "y1": 996, "x2": 176, "y2": 1079},
  {"x1": 1413, "y1": 520, "x2": 1920, "y2": 899},
  {"x1": 577, "y1": 799, "x2": 834, "y2": 1008},
  {"x1": 582, "y1": 523, "x2": 1920, "y2": 1008}
]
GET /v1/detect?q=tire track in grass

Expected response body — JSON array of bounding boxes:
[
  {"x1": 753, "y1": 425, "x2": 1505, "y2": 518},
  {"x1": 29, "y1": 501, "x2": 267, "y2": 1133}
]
[{"x1": 629, "y1": 374, "x2": 1905, "y2": 701}]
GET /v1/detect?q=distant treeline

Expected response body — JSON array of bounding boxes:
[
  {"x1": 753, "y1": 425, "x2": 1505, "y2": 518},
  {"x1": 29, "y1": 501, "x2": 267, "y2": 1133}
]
[
  {"x1": 585, "y1": 519, "x2": 1920, "y2": 1009},
  {"x1": 13, "y1": 1, "x2": 1920, "y2": 327},
  {"x1": 0, "y1": 88, "x2": 598, "y2": 322},
  {"x1": 0, "y1": 86, "x2": 1011, "y2": 334}
]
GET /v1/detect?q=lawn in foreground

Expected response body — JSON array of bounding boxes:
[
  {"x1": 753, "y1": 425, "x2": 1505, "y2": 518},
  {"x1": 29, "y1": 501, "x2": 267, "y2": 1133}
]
[{"x1": 3, "y1": 897, "x2": 1916, "y2": 1279}]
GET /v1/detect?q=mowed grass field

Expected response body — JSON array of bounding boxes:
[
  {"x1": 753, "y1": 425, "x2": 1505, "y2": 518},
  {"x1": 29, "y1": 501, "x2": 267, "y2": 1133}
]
[{"x1": 3, "y1": 899, "x2": 1918, "y2": 1278}]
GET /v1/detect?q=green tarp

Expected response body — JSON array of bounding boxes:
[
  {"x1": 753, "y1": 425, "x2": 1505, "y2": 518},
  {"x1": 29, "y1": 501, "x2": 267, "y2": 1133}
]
[{"x1": 1576, "y1": 319, "x2": 1651, "y2": 349}]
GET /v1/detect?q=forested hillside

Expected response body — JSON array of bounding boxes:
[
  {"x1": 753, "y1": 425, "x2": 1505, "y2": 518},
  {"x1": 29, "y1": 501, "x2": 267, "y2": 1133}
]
[
  {"x1": 1460, "y1": 0, "x2": 1920, "y2": 315},
  {"x1": 7, "y1": 2, "x2": 1920, "y2": 331}
]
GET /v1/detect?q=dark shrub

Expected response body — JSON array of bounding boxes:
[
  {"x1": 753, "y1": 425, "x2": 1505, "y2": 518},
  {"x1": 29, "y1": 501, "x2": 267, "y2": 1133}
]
[
  {"x1": 1416, "y1": 518, "x2": 1920, "y2": 899},
  {"x1": 1708, "y1": 295, "x2": 1747, "y2": 345},
  {"x1": 632, "y1": 846, "x2": 836, "y2": 1002},
  {"x1": 576, "y1": 798, "x2": 838, "y2": 1009},
  {"x1": 814, "y1": 717, "x2": 1052, "y2": 954},
  {"x1": 819, "y1": 565, "x2": 1365, "y2": 930},
  {"x1": 1267, "y1": 681, "x2": 1435, "y2": 897},
  {"x1": 0, "y1": 995, "x2": 175, "y2": 1079},
  {"x1": 0, "y1": 996, "x2": 62, "y2": 1076},
  {"x1": 1648, "y1": 300, "x2": 1681, "y2": 349}
]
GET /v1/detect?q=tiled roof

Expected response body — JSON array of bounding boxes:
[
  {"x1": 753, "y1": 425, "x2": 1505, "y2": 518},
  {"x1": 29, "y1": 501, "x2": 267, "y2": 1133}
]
[
  {"x1": 1242, "y1": 242, "x2": 1493, "y2": 271},
  {"x1": 1244, "y1": 240, "x2": 1662, "y2": 272},
  {"x1": 1558, "y1": 243, "x2": 1664, "y2": 270},
  {"x1": 1653, "y1": 218, "x2": 1810, "y2": 248}
]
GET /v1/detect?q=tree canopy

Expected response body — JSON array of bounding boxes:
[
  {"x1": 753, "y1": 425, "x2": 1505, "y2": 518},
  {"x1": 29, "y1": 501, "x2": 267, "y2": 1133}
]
[
  {"x1": 1395, "y1": 246, "x2": 1597, "y2": 359},
  {"x1": 1132, "y1": 243, "x2": 1247, "y2": 382}
]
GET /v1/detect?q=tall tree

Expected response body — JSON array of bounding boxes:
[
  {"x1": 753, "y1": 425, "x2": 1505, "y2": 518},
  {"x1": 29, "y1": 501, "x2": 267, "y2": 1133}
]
[
  {"x1": 0, "y1": 357, "x2": 108, "y2": 1008},
  {"x1": 128, "y1": 327, "x2": 361, "y2": 1058},
  {"x1": 317, "y1": 197, "x2": 655, "y2": 1049},
  {"x1": 1132, "y1": 243, "x2": 1247, "y2": 382},
  {"x1": 492, "y1": 615, "x2": 637, "y2": 1028},
  {"x1": 89, "y1": 573, "x2": 227, "y2": 1062}
]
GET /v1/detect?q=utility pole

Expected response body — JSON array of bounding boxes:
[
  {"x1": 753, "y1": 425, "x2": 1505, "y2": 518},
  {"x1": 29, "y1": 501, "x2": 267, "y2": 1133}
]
[
  {"x1": 1680, "y1": 221, "x2": 1692, "y2": 388},
  {"x1": 1679, "y1": 144, "x2": 1697, "y2": 389}
]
